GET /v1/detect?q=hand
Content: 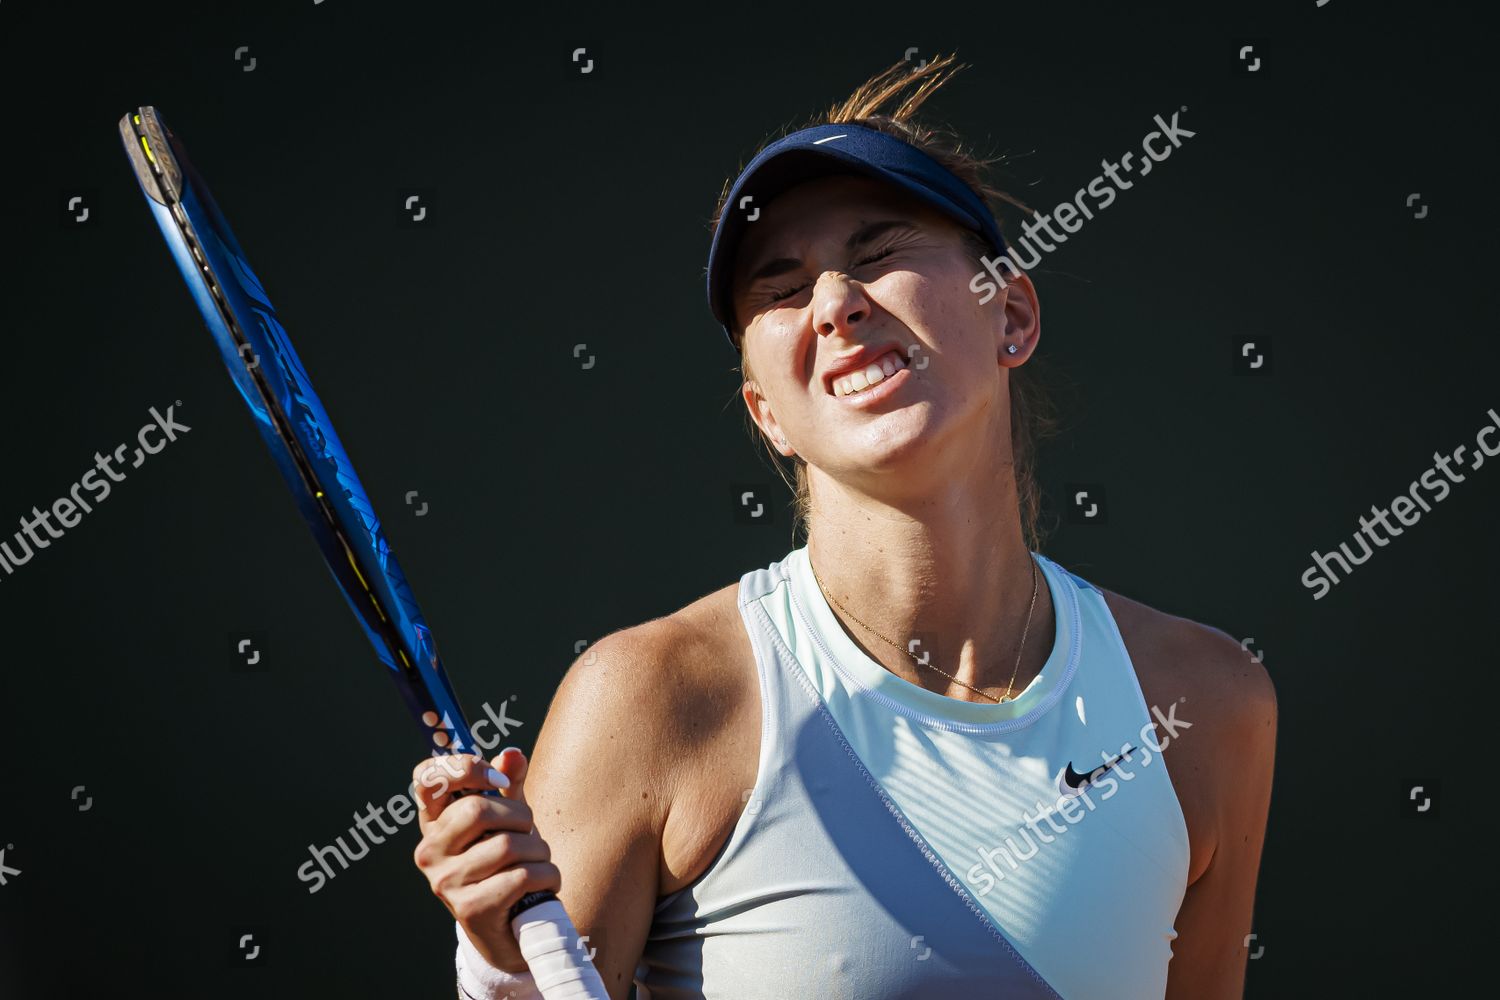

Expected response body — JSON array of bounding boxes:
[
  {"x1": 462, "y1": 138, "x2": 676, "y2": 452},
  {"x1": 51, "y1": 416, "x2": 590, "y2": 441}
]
[{"x1": 411, "y1": 747, "x2": 561, "y2": 974}]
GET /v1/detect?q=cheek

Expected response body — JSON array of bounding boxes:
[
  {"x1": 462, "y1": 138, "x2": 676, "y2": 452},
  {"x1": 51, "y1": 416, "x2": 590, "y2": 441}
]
[
  {"x1": 750, "y1": 318, "x2": 812, "y2": 394},
  {"x1": 882, "y1": 269, "x2": 983, "y2": 347},
  {"x1": 877, "y1": 270, "x2": 936, "y2": 318}
]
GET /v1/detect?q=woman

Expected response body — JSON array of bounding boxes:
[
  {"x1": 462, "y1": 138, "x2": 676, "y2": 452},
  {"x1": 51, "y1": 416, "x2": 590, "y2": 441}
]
[{"x1": 413, "y1": 56, "x2": 1276, "y2": 1000}]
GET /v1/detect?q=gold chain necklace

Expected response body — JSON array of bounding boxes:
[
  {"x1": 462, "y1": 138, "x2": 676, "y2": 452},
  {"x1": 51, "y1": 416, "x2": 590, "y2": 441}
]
[{"x1": 807, "y1": 552, "x2": 1040, "y2": 704}]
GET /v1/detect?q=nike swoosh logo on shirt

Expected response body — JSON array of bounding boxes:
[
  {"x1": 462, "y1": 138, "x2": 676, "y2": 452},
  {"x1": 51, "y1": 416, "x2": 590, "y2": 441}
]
[{"x1": 1061, "y1": 746, "x2": 1136, "y2": 790}]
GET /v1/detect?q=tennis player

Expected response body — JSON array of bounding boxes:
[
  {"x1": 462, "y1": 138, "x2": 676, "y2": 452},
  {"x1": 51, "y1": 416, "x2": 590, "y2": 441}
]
[{"x1": 414, "y1": 56, "x2": 1277, "y2": 1000}]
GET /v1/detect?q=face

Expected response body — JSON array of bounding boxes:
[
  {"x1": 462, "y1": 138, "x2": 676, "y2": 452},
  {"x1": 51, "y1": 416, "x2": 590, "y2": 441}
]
[{"x1": 731, "y1": 174, "x2": 1040, "y2": 494}]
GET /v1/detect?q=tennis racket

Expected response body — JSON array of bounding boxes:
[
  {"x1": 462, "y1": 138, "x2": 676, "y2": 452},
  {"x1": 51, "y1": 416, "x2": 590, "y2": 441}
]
[{"x1": 118, "y1": 106, "x2": 607, "y2": 1000}]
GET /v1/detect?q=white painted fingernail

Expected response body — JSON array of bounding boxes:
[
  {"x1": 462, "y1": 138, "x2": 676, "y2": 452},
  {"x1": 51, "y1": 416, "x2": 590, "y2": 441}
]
[{"x1": 486, "y1": 768, "x2": 510, "y2": 789}]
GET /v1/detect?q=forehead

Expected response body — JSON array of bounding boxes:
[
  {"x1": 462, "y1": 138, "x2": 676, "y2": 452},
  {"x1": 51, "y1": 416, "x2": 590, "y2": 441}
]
[{"x1": 731, "y1": 174, "x2": 951, "y2": 280}]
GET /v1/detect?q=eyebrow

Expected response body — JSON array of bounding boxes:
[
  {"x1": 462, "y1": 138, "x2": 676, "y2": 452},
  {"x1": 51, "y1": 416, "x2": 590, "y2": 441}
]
[{"x1": 743, "y1": 219, "x2": 917, "y2": 287}]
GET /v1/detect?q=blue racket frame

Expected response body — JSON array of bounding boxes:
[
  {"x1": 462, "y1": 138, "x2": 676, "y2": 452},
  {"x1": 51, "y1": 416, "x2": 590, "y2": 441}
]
[{"x1": 118, "y1": 106, "x2": 488, "y2": 765}]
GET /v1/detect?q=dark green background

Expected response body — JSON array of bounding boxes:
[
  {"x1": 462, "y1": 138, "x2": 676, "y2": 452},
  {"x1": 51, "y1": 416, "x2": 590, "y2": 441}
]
[{"x1": 1, "y1": 0, "x2": 1493, "y2": 995}]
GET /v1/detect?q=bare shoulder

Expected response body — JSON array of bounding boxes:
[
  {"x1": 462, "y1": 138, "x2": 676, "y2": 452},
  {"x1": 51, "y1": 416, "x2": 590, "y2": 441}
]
[
  {"x1": 1099, "y1": 587, "x2": 1276, "y2": 741},
  {"x1": 517, "y1": 582, "x2": 759, "y2": 980},
  {"x1": 533, "y1": 580, "x2": 759, "y2": 892},
  {"x1": 559, "y1": 581, "x2": 754, "y2": 740},
  {"x1": 1099, "y1": 587, "x2": 1278, "y2": 882}
]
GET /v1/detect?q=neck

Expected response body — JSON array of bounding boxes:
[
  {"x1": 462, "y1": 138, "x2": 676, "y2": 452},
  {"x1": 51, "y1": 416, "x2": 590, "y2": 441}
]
[{"x1": 804, "y1": 473, "x2": 1053, "y2": 704}]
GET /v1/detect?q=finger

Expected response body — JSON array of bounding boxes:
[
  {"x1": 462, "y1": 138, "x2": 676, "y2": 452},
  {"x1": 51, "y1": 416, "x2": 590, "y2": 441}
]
[
  {"x1": 429, "y1": 792, "x2": 535, "y2": 856},
  {"x1": 410, "y1": 753, "x2": 478, "y2": 825},
  {"x1": 415, "y1": 799, "x2": 536, "y2": 876},
  {"x1": 431, "y1": 830, "x2": 552, "y2": 894},
  {"x1": 446, "y1": 861, "x2": 562, "y2": 925},
  {"x1": 411, "y1": 753, "x2": 509, "y2": 824},
  {"x1": 492, "y1": 747, "x2": 530, "y2": 809}
]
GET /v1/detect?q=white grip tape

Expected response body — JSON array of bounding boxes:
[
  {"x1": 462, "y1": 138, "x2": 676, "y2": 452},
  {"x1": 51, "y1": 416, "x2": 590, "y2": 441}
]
[{"x1": 512, "y1": 899, "x2": 609, "y2": 1000}]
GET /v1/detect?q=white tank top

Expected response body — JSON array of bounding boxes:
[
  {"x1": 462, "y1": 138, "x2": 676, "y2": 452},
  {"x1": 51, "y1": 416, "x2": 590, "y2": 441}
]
[{"x1": 634, "y1": 546, "x2": 1190, "y2": 999}]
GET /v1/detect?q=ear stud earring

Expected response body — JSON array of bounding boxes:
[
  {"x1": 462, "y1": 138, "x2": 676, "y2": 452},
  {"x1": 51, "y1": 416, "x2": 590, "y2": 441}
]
[{"x1": 1006, "y1": 344, "x2": 1019, "y2": 355}]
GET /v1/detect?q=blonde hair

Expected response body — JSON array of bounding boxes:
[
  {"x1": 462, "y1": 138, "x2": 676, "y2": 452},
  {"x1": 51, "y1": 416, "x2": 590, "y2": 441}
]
[{"x1": 713, "y1": 54, "x2": 1057, "y2": 551}]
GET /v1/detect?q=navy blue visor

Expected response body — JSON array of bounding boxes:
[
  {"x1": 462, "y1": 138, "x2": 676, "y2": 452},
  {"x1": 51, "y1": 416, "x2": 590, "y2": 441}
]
[{"x1": 705, "y1": 122, "x2": 1007, "y2": 351}]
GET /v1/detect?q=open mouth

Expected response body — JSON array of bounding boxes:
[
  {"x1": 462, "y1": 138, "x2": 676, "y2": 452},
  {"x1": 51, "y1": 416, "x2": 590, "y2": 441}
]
[{"x1": 829, "y1": 348, "x2": 908, "y2": 398}]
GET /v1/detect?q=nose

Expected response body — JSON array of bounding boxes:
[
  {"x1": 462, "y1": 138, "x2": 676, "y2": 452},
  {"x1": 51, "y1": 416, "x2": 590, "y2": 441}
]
[{"x1": 810, "y1": 272, "x2": 871, "y2": 339}]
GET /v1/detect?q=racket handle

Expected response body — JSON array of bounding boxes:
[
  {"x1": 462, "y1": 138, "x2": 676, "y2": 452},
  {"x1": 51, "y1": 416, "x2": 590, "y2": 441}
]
[{"x1": 510, "y1": 896, "x2": 609, "y2": 1000}]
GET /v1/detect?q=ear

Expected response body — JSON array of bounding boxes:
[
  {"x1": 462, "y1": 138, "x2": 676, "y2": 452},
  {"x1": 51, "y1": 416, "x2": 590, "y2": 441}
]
[
  {"x1": 994, "y1": 271, "x2": 1042, "y2": 368},
  {"x1": 742, "y1": 378, "x2": 794, "y2": 456}
]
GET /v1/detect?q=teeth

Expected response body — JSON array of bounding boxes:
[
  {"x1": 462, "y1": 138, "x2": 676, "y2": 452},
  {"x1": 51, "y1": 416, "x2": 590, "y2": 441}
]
[{"x1": 834, "y1": 350, "x2": 906, "y2": 397}]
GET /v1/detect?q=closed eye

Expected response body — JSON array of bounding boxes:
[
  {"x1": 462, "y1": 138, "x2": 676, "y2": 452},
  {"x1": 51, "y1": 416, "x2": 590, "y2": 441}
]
[
  {"x1": 854, "y1": 231, "x2": 920, "y2": 269},
  {"x1": 761, "y1": 235, "x2": 909, "y2": 303}
]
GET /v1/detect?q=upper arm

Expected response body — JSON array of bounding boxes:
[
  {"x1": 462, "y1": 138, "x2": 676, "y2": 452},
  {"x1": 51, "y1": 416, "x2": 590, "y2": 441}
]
[
  {"x1": 522, "y1": 624, "x2": 690, "y2": 1000},
  {"x1": 1163, "y1": 630, "x2": 1278, "y2": 1000}
]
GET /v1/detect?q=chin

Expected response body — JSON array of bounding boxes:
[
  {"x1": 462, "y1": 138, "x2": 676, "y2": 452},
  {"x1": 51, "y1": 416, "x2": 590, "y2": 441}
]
[{"x1": 846, "y1": 416, "x2": 935, "y2": 469}]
